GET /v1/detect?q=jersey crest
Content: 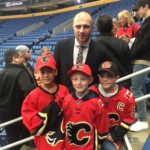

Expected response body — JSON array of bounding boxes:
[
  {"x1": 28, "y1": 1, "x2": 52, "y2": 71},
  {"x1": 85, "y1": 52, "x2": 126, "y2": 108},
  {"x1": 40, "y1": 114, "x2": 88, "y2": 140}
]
[{"x1": 66, "y1": 122, "x2": 92, "y2": 146}]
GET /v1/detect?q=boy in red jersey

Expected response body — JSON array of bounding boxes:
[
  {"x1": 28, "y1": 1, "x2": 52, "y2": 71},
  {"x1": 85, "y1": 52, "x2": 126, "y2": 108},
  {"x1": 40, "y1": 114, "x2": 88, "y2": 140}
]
[
  {"x1": 90, "y1": 61, "x2": 136, "y2": 150},
  {"x1": 63, "y1": 64, "x2": 109, "y2": 150},
  {"x1": 21, "y1": 54, "x2": 69, "y2": 150}
]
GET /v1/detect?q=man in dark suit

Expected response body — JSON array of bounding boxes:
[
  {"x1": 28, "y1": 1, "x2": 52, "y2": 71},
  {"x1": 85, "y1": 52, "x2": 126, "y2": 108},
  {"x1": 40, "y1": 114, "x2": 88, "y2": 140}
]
[{"x1": 54, "y1": 11, "x2": 112, "y2": 90}]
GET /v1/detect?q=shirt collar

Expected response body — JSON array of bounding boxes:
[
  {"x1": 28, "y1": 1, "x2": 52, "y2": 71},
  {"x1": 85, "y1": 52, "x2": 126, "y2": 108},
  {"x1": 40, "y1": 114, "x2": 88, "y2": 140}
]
[
  {"x1": 74, "y1": 38, "x2": 90, "y2": 48},
  {"x1": 98, "y1": 84, "x2": 118, "y2": 98}
]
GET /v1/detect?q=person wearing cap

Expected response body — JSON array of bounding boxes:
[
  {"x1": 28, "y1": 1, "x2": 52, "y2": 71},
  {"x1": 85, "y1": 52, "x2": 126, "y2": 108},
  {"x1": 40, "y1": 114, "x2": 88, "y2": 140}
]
[
  {"x1": 16, "y1": 45, "x2": 37, "y2": 87},
  {"x1": 0, "y1": 49, "x2": 35, "y2": 150},
  {"x1": 62, "y1": 64, "x2": 109, "y2": 150},
  {"x1": 130, "y1": 0, "x2": 150, "y2": 131},
  {"x1": 90, "y1": 61, "x2": 136, "y2": 150},
  {"x1": 21, "y1": 55, "x2": 69, "y2": 150}
]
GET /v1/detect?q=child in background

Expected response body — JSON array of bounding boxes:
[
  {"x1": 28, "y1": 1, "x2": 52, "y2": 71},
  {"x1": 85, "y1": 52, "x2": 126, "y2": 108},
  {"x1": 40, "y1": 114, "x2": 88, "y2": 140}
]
[
  {"x1": 21, "y1": 54, "x2": 69, "y2": 150},
  {"x1": 63, "y1": 64, "x2": 109, "y2": 150},
  {"x1": 90, "y1": 61, "x2": 136, "y2": 150}
]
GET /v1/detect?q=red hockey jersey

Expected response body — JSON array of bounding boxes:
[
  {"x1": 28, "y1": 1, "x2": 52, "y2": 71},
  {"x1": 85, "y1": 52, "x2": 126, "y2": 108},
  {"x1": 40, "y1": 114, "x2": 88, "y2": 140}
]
[
  {"x1": 63, "y1": 90, "x2": 109, "y2": 150},
  {"x1": 90, "y1": 85, "x2": 136, "y2": 130},
  {"x1": 21, "y1": 85, "x2": 69, "y2": 150}
]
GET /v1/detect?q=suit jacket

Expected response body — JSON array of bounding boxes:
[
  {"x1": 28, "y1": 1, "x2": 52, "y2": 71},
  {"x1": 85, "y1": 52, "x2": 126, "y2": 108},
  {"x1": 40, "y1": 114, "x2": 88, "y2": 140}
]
[{"x1": 54, "y1": 38, "x2": 113, "y2": 90}]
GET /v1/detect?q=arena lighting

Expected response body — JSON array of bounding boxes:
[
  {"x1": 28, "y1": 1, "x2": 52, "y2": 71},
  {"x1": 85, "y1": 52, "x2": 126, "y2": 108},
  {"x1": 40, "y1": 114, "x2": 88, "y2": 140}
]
[{"x1": 77, "y1": 0, "x2": 81, "y2": 4}]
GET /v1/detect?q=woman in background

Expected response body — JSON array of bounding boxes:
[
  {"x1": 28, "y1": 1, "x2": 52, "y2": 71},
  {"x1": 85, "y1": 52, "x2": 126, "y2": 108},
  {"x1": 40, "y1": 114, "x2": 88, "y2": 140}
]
[{"x1": 117, "y1": 10, "x2": 140, "y2": 43}]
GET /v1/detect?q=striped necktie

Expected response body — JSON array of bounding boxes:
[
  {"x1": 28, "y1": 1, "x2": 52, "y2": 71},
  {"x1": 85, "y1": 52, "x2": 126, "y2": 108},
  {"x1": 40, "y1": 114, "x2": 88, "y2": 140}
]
[{"x1": 76, "y1": 46, "x2": 85, "y2": 64}]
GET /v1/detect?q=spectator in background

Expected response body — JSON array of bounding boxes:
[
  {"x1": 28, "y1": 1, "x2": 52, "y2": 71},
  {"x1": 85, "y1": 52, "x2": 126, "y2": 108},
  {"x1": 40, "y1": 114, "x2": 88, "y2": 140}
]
[
  {"x1": 16, "y1": 45, "x2": 37, "y2": 87},
  {"x1": 117, "y1": 10, "x2": 140, "y2": 43},
  {"x1": 41, "y1": 47, "x2": 52, "y2": 55},
  {"x1": 95, "y1": 14, "x2": 132, "y2": 88},
  {"x1": 54, "y1": 11, "x2": 113, "y2": 91},
  {"x1": 132, "y1": 5, "x2": 144, "y2": 25},
  {"x1": 130, "y1": 0, "x2": 150, "y2": 131},
  {"x1": 0, "y1": 49, "x2": 35, "y2": 150},
  {"x1": 112, "y1": 18, "x2": 119, "y2": 37}
]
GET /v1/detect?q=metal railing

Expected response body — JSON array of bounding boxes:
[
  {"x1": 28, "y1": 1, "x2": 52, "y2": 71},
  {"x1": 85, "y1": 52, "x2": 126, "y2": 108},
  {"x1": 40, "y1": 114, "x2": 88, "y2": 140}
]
[{"x1": 0, "y1": 67, "x2": 150, "y2": 150}]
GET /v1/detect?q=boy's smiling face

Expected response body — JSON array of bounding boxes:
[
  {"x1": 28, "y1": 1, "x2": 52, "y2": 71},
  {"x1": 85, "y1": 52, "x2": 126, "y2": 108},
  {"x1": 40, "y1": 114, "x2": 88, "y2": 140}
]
[
  {"x1": 71, "y1": 72, "x2": 92, "y2": 94},
  {"x1": 98, "y1": 71, "x2": 118, "y2": 93},
  {"x1": 39, "y1": 67, "x2": 57, "y2": 86}
]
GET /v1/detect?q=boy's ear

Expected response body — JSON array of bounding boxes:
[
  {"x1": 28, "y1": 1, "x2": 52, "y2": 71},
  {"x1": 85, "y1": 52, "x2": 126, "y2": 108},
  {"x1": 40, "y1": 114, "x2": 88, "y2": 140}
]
[
  {"x1": 54, "y1": 69, "x2": 58, "y2": 76},
  {"x1": 116, "y1": 75, "x2": 120, "y2": 81},
  {"x1": 89, "y1": 77, "x2": 93, "y2": 84}
]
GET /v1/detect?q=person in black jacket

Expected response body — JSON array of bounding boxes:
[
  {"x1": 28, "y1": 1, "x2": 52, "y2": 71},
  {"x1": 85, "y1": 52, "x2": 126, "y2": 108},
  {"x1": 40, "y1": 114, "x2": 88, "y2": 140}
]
[
  {"x1": 16, "y1": 45, "x2": 37, "y2": 87},
  {"x1": 0, "y1": 49, "x2": 35, "y2": 150},
  {"x1": 130, "y1": 0, "x2": 150, "y2": 132},
  {"x1": 95, "y1": 14, "x2": 133, "y2": 89}
]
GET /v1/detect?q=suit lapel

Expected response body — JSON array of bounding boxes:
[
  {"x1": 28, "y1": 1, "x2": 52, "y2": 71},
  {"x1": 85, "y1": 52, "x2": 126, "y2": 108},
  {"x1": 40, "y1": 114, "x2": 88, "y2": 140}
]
[
  {"x1": 67, "y1": 39, "x2": 74, "y2": 66},
  {"x1": 85, "y1": 39, "x2": 94, "y2": 64}
]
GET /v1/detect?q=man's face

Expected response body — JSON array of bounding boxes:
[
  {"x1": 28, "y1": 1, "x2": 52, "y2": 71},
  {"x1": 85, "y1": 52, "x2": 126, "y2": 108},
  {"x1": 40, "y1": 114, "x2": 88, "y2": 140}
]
[
  {"x1": 138, "y1": 6, "x2": 147, "y2": 18},
  {"x1": 73, "y1": 15, "x2": 93, "y2": 45},
  {"x1": 24, "y1": 50, "x2": 31, "y2": 61}
]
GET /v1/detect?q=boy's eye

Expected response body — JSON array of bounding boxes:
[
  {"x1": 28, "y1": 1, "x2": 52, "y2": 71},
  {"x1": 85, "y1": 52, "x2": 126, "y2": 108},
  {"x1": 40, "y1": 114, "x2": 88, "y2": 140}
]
[
  {"x1": 72, "y1": 77, "x2": 88, "y2": 81},
  {"x1": 99, "y1": 73, "x2": 114, "y2": 78},
  {"x1": 72, "y1": 78, "x2": 77, "y2": 81},
  {"x1": 80, "y1": 78, "x2": 87, "y2": 81},
  {"x1": 41, "y1": 70, "x2": 53, "y2": 74}
]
